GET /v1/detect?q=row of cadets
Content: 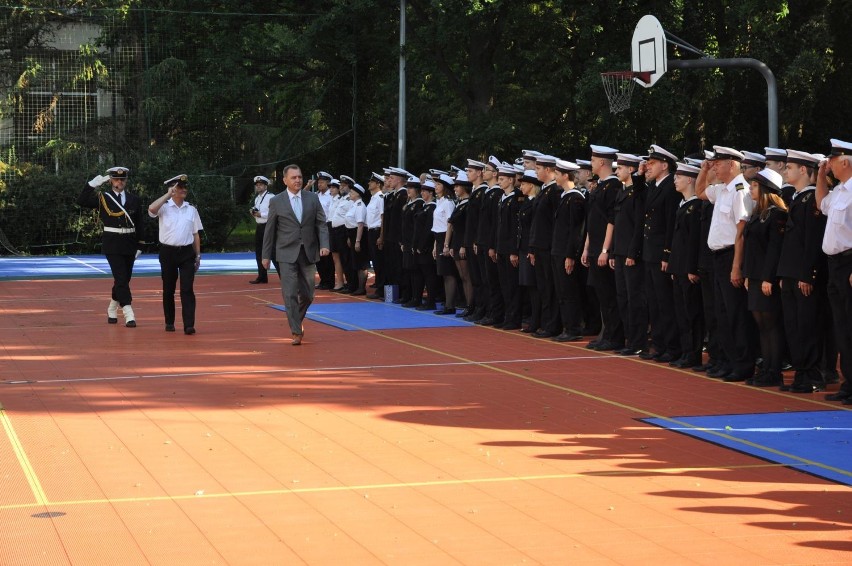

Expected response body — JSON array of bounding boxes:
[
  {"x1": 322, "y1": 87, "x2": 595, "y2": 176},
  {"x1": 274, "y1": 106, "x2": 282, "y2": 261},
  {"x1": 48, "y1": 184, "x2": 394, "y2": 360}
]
[
  {"x1": 817, "y1": 139, "x2": 852, "y2": 405},
  {"x1": 494, "y1": 162, "x2": 524, "y2": 329},
  {"x1": 610, "y1": 153, "x2": 649, "y2": 355},
  {"x1": 328, "y1": 176, "x2": 351, "y2": 291},
  {"x1": 550, "y1": 160, "x2": 586, "y2": 341},
  {"x1": 411, "y1": 178, "x2": 440, "y2": 310},
  {"x1": 583, "y1": 145, "x2": 623, "y2": 349},
  {"x1": 344, "y1": 181, "x2": 369, "y2": 295},
  {"x1": 314, "y1": 171, "x2": 335, "y2": 289},
  {"x1": 637, "y1": 145, "x2": 683, "y2": 362},
  {"x1": 365, "y1": 172, "x2": 386, "y2": 300},
  {"x1": 433, "y1": 173, "x2": 459, "y2": 314},
  {"x1": 400, "y1": 175, "x2": 425, "y2": 307}
]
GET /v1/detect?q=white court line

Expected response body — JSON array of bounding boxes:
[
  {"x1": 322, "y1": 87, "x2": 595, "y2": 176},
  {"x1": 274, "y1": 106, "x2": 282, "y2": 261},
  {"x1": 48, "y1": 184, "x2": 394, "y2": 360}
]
[
  {"x1": 2, "y1": 355, "x2": 615, "y2": 385},
  {"x1": 66, "y1": 256, "x2": 110, "y2": 275}
]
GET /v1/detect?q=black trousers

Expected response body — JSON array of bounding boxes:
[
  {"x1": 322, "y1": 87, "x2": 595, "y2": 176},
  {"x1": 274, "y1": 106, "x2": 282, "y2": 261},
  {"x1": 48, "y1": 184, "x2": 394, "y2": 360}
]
[
  {"x1": 416, "y1": 254, "x2": 440, "y2": 305},
  {"x1": 497, "y1": 254, "x2": 520, "y2": 326},
  {"x1": 532, "y1": 250, "x2": 559, "y2": 333},
  {"x1": 613, "y1": 255, "x2": 648, "y2": 351},
  {"x1": 106, "y1": 252, "x2": 135, "y2": 306},
  {"x1": 159, "y1": 245, "x2": 196, "y2": 328},
  {"x1": 316, "y1": 223, "x2": 335, "y2": 286},
  {"x1": 644, "y1": 259, "x2": 680, "y2": 356},
  {"x1": 367, "y1": 228, "x2": 385, "y2": 292},
  {"x1": 712, "y1": 249, "x2": 755, "y2": 376},
  {"x1": 672, "y1": 274, "x2": 704, "y2": 364},
  {"x1": 384, "y1": 240, "x2": 402, "y2": 286},
  {"x1": 551, "y1": 255, "x2": 581, "y2": 334},
  {"x1": 254, "y1": 224, "x2": 279, "y2": 281},
  {"x1": 484, "y1": 251, "x2": 504, "y2": 321},
  {"x1": 589, "y1": 262, "x2": 623, "y2": 345},
  {"x1": 699, "y1": 267, "x2": 722, "y2": 364},
  {"x1": 826, "y1": 255, "x2": 852, "y2": 394},
  {"x1": 780, "y1": 277, "x2": 823, "y2": 382},
  {"x1": 471, "y1": 247, "x2": 487, "y2": 314}
]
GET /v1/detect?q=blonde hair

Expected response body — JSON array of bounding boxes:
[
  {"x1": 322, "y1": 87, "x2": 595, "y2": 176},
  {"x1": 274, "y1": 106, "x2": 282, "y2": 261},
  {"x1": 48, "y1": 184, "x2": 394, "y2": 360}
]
[{"x1": 753, "y1": 183, "x2": 787, "y2": 220}]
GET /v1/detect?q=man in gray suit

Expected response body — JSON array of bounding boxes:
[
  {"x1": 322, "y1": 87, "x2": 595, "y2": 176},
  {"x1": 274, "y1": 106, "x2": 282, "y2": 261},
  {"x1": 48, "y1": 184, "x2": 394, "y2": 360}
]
[{"x1": 262, "y1": 164, "x2": 330, "y2": 345}]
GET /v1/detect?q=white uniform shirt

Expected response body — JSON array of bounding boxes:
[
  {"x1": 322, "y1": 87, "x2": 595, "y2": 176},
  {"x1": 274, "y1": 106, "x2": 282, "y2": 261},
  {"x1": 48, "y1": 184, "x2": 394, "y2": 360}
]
[
  {"x1": 365, "y1": 193, "x2": 384, "y2": 229},
  {"x1": 344, "y1": 199, "x2": 366, "y2": 229},
  {"x1": 253, "y1": 190, "x2": 272, "y2": 224},
  {"x1": 432, "y1": 196, "x2": 455, "y2": 233},
  {"x1": 317, "y1": 190, "x2": 332, "y2": 219},
  {"x1": 705, "y1": 174, "x2": 754, "y2": 250},
  {"x1": 820, "y1": 177, "x2": 852, "y2": 255},
  {"x1": 330, "y1": 196, "x2": 352, "y2": 227},
  {"x1": 150, "y1": 199, "x2": 203, "y2": 246}
]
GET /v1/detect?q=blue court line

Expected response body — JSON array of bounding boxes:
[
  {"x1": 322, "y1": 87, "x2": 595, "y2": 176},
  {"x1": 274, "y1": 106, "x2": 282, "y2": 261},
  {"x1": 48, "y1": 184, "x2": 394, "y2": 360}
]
[
  {"x1": 643, "y1": 410, "x2": 852, "y2": 486},
  {"x1": 269, "y1": 302, "x2": 472, "y2": 331},
  {"x1": 0, "y1": 252, "x2": 258, "y2": 279}
]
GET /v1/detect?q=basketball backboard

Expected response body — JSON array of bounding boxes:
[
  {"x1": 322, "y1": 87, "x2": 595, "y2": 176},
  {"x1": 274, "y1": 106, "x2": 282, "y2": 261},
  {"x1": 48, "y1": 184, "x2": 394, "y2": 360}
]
[{"x1": 631, "y1": 15, "x2": 667, "y2": 88}]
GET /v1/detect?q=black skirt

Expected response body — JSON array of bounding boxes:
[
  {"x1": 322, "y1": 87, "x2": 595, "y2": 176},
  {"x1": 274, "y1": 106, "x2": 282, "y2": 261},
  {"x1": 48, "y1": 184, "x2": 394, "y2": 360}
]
[
  {"x1": 747, "y1": 278, "x2": 782, "y2": 312},
  {"x1": 434, "y1": 232, "x2": 456, "y2": 276},
  {"x1": 347, "y1": 227, "x2": 370, "y2": 269},
  {"x1": 330, "y1": 225, "x2": 348, "y2": 254}
]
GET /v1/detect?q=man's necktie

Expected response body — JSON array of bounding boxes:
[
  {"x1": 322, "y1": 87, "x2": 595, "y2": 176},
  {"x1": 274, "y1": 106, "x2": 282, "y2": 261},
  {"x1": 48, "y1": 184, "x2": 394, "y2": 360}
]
[{"x1": 292, "y1": 195, "x2": 302, "y2": 222}]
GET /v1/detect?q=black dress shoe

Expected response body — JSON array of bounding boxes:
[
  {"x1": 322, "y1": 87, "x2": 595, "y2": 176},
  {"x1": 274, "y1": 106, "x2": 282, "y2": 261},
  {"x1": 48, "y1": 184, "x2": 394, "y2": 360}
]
[
  {"x1": 415, "y1": 303, "x2": 436, "y2": 311},
  {"x1": 351, "y1": 289, "x2": 367, "y2": 296},
  {"x1": 184, "y1": 327, "x2": 196, "y2": 335},
  {"x1": 332, "y1": 286, "x2": 346, "y2": 292},
  {"x1": 402, "y1": 300, "x2": 420, "y2": 308},
  {"x1": 108, "y1": 317, "x2": 118, "y2": 324},
  {"x1": 392, "y1": 298, "x2": 404, "y2": 304},
  {"x1": 825, "y1": 391, "x2": 852, "y2": 401},
  {"x1": 617, "y1": 348, "x2": 640, "y2": 356},
  {"x1": 501, "y1": 323, "x2": 522, "y2": 331},
  {"x1": 750, "y1": 372, "x2": 783, "y2": 387},
  {"x1": 366, "y1": 293, "x2": 383, "y2": 300},
  {"x1": 434, "y1": 307, "x2": 456, "y2": 315},
  {"x1": 249, "y1": 278, "x2": 268, "y2": 284},
  {"x1": 594, "y1": 341, "x2": 621, "y2": 351},
  {"x1": 656, "y1": 352, "x2": 679, "y2": 363},
  {"x1": 823, "y1": 371, "x2": 840, "y2": 385},
  {"x1": 707, "y1": 366, "x2": 731, "y2": 378},
  {"x1": 125, "y1": 320, "x2": 137, "y2": 328},
  {"x1": 532, "y1": 329, "x2": 554, "y2": 339},
  {"x1": 586, "y1": 340, "x2": 601, "y2": 350},
  {"x1": 723, "y1": 372, "x2": 749, "y2": 382},
  {"x1": 476, "y1": 317, "x2": 496, "y2": 326},
  {"x1": 692, "y1": 363, "x2": 714, "y2": 373},
  {"x1": 552, "y1": 332, "x2": 582, "y2": 342},
  {"x1": 456, "y1": 307, "x2": 474, "y2": 318},
  {"x1": 165, "y1": 324, "x2": 175, "y2": 332},
  {"x1": 788, "y1": 380, "x2": 825, "y2": 393},
  {"x1": 638, "y1": 350, "x2": 659, "y2": 360}
]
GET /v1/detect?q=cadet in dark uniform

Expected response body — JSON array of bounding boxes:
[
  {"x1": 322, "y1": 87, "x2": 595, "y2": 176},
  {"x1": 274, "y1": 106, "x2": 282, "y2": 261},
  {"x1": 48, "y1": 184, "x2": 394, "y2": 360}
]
[
  {"x1": 550, "y1": 160, "x2": 586, "y2": 342},
  {"x1": 476, "y1": 158, "x2": 506, "y2": 327},
  {"x1": 693, "y1": 152, "x2": 721, "y2": 372},
  {"x1": 639, "y1": 145, "x2": 682, "y2": 363},
  {"x1": 148, "y1": 174, "x2": 204, "y2": 335},
  {"x1": 401, "y1": 176, "x2": 425, "y2": 307},
  {"x1": 582, "y1": 145, "x2": 623, "y2": 351},
  {"x1": 743, "y1": 169, "x2": 788, "y2": 386},
  {"x1": 517, "y1": 168, "x2": 540, "y2": 333},
  {"x1": 529, "y1": 155, "x2": 563, "y2": 338},
  {"x1": 777, "y1": 149, "x2": 827, "y2": 392},
  {"x1": 610, "y1": 153, "x2": 648, "y2": 355},
  {"x1": 817, "y1": 139, "x2": 852, "y2": 405},
  {"x1": 764, "y1": 147, "x2": 796, "y2": 206},
  {"x1": 494, "y1": 164, "x2": 523, "y2": 329},
  {"x1": 77, "y1": 166, "x2": 144, "y2": 327},
  {"x1": 464, "y1": 160, "x2": 488, "y2": 321},
  {"x1": 412, "y1": 179, "x2": 439, "y2": 310},
  {"x1": 667, "y1": 163, "x2": 704, "y2": 368},
  {"x1": 447, "y1": 173, "x2": 474, "y2": 316},
  {"x1": 382, "y1": 168, "x2": 410, "y2": 302}
]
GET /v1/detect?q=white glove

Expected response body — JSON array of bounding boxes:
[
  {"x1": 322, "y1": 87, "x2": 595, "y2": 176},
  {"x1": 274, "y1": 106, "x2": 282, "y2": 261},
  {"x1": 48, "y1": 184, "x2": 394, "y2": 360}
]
[
  {"x1": 88, "y1": 174, "x2": 110, "y2": 187},
  {"x1": 135, "y1": 249, "x2": 142, "y2": 260}
]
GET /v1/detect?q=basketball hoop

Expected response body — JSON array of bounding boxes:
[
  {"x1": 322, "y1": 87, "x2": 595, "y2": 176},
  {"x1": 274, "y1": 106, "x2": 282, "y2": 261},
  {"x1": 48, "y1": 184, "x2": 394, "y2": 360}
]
[{"x1": 600, "y1": 71, "x2": 651, "y2": 113}]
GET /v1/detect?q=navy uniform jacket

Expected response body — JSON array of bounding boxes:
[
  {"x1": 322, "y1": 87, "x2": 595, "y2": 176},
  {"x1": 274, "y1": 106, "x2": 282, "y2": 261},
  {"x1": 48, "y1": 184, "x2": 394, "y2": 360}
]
[
  {"x1": 77, "y1": 183, "x2": 144, "y2": 255},
  {"x1": 586, "y1": 176, "x2": 619, "y2": 256},
  {"x1": 401, "y1": 198, "x2": 424, "y2": 251},
  {"x1": 517, "y1": 195, "x2": 534, "y2": 254},
  {"x1": 464, "y1": 185, "x2": 486, "y2": 249},
  {"x1": 383, "y1": 188, "x2": 408, "y2": 245},
  {"x1": 611, "y1": 179, "x2": 645, "y2": 260},
  {"x1": 776, "y1": 187, "x2": 827, "y2": 284},
  {"x1": 642, "y1": 174, "x2": 682, "y2": 263},
  {"x1": 412, "y1": 201, "x2": 436, "y2": 254},
  {"x1": 448, "y1": 199, "x2": 469, "y2": 253},
  {"x1": 477, "y1": 186, "x2": 503, "y2": 250},
  {"x1": 743, "y1": 206, "x2": 787, "y2": 282},
  {"x1": 551, "y1": 189, "x2": 586, "y2": 259},
  {"x1": 529, "y1": 181, "x2": 562, "y2": 252},
  {"x1": 697, "y1": 201, "x2": 715, "y2": 271},
  {"x1": 667, "y1": 198, "x2": 703, "y2": 276},
  {"x1": 496, "y1": 189, "x2": 523, "y2": 256}
]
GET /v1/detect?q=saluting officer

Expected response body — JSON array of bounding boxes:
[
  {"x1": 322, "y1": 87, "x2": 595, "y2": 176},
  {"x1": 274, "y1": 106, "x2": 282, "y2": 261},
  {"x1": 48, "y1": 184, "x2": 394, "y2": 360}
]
[
  {"x1": 77, "y1": 166, "x2": 144, "y2": 327},
  {"x1": 816, "y1": 139, "x2": 852, "y2": 405}
]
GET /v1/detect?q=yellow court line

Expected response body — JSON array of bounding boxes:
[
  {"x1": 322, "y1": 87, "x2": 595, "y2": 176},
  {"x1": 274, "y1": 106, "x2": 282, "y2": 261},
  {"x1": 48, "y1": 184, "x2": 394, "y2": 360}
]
[
  {"x1": 0, "y1": 462, "x2": 799, "y2": 511},
  {"x1": 0, "y1": 403, "x2": 49, "y2": 506}
]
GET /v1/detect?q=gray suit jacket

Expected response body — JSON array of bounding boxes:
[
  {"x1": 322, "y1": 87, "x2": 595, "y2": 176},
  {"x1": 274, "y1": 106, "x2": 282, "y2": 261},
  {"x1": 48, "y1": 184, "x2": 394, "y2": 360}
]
[{"x1": 262, "y1": 189, "x2": 329, "y2": 263}]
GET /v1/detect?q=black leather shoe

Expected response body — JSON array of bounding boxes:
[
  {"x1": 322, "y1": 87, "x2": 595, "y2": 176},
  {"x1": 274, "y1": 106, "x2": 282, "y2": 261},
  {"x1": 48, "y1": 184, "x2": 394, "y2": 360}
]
[
  {"x1": 638, "y1": 351, "x2": 658, "y2": 360},
  {"x1": 415, "y1": 303, "x2": 436, "y2": 311},
  {"x1": 366, "y1": 293, "x2": 383, "y2": 300},
  {"x1": 552, "y1": 332, "x2": 582, "y2": 343},
  {"x1": 617, "y1": 348, "x2": 641, "y2": 356},
  {"x1": 823, "y1": 371, "x2": 840, "y2": 385},
  {"x1": 825, "y1": 391, "x2": 852, "y2": 401},
  {"x1": 707, "y1": 366, "x2": 731, "y2": 378},
  {"x1": 723, "y1": 372, "x2": 749, "y2": 382},
  {"x1": 456, "y1": 307, "x2": 473, "y2": 318},
  {"x1": 586, "y1": 340, "x2": 601, "y2": 350},
  {"x1": 184, "y1": 327, "x2": 196, "y2": 335},
  {"x1": 476, "y1": 318, "x2": 496, "y2": 326},
  {"x1": 165, "y1": 324, "x2": 175, "y2": 332},
  {"x1": 656, "y1": 353, "x2": 678, "y2": 363},
  {"x1": 789, "y1": 380, "x2": 825, "y2": 393},
  {"x1": 402, "y1": 300, "x2": 420, "y2": 308},
  {"x1": 351, "y1": 289, "x2": 367, "y2": 296},
  {"x1": 500, "y1": 323, "x2": 522, "y2": 331},
  {"x1": 594, "y1": 341, "x2": 621, "y2": 351},
  {"x1": 434, "y1": 307, "x2": 456, "y2": 315},
  {"x1": 125, "y1": 320, "x2": 137, "y2": 328},
  {"x1": 108, "y1": 317, "x2": 118, "y2": 324},
  {"x1": 532, "y1": 329, "x2": 554, "y2": 339},
  {"x1": 249, "y1": 278, "x2": 268, "y2": 284},
  {"x1": 751, "y1": 372, "x2": 783, "y2": 387},
  {"x1": 692, "y1": 363, "x2": 713, "y2": 373}
]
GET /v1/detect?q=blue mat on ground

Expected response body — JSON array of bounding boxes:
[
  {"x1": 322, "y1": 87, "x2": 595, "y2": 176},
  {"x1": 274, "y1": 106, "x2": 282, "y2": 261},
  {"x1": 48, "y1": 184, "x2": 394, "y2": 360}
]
[
  {"x1": 269, "y1": 301, "x2": 472, "y2": 331},
  {"x1": 0, "y1": 252, "x2": 257, "y2": 279},
  {"x1": 643, "y1": 410, "x2": 852, "y2": 486}
]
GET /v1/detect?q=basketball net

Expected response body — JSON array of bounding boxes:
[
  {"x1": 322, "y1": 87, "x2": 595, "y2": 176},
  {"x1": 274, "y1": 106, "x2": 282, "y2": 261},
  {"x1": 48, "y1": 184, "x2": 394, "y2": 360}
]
[{"x1": 600, "y1": 71, "x2": 649, "y2": 113}]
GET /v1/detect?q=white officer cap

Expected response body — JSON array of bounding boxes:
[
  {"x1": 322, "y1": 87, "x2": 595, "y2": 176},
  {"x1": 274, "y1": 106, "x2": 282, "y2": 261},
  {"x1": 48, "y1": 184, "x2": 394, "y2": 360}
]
[
  {"x1": 351, "y1": 183, "x2": 366, "y2": 195},
  {"x1": 785, "y1": 149, "x2": 820, "y2": 167},
  {"x1": 466, "y1": 158, "x2": 486, "y2": 170},
  {"x1": 590, "y1": 144, "x2": 619, "y2": 159},
  {"x1": 316, "y1": 171, "x2": 332, "y2": 181},
  {"x1": 164, "y1": 174, "x2": 188, "y2": 186},
  {"x1": 521, "y1": 170, "x2": 543, "y2": 185},
  {"x1": 615, "y1": 153, "x2": 642, "y2": 167},
  {"x1": 387, "y1": 167, "x2": 410, "y2": 178},
  {"x1": 675, "y1": 162, "x2": 700, "y2": 178},
  {"x1": 711, "y1": 146, "x2": 745, "y2": 161},
  {"x1": 555, "y1": 158, "x2": 580, "y2": 172},
  {"x1": 741, "y1": 151, "x2": 766, "y2": 167},
  {"x1": 339, "y1": 174, "x2": 356, "y2": 186},
  {"x1": 488, "y1": 155, "x2": 501, "y2": 169},
  {"x1": 496, "y1": 163, "x2": 517, "y2": 176},
  {"x1": 421, "y1": 179, "x2": 436, "y2": 190},
  {"x1": 753, "y1": 168, "x2": 783, "y2": 193},
  {"x1": 576, "y1": 159, "x2": 592, "y2": 170},
  {"x1": 253, "y1": 175, "x2": 270, "y2": 184},
  {"x1": 534, "y1": 154, "x2": 556, "y2": 166},
  {"x1": 647, "y1": 144, "x2": 678, "y2": 163},
  {"x1": 370, "y1": 172, "x2": 385, "y2": 184},
  {"x1": 828, "y1": 138, "x2": 852, "y2": 156},
  {"x1": 107, "y1": 166, "x2": 129, "y2": 179},
  {"x1": 454, "y1": 171, "x2": 472, "y2": 186},
  {"x1": 330, "y1": 178, "x2": 340, "y2": 187},
  {"x1": 436, "y1": 173, "x2": 455, "y2": 188},
  {"x1": 522, "y1": 149, "x2": 543, "y2": 159},
  {"x1": 763, "y1": 147, "x2": 787, "y2": 162}
]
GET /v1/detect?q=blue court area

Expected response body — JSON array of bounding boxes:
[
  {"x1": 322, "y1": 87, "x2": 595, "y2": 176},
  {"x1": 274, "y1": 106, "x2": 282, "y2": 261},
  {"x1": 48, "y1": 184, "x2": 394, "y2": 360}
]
[
  {"x1": 643, "y1": 410, "x2": 852, "y2": 486},
  {"x1": 269, "y1": 301, "x2": 472, "y2": 331},
  {"x1": 0, "y1": 252, "x2": 256, "y2": 279}
]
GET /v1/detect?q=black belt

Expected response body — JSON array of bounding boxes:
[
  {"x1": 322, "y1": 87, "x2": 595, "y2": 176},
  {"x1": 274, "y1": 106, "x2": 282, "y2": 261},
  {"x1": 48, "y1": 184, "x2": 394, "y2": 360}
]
[
  {"x1": 711, "y1": 245, "x2": 734, "y2": 255},
  {"x1": 368, "y1": 227, "x2": 381, "y2": 232},
  {"x1": 159, "y1": 243, "x2": 193, "y2": 250},
  {"x1": 828, "y1": 248, "x2": 852, "y2": 259}
]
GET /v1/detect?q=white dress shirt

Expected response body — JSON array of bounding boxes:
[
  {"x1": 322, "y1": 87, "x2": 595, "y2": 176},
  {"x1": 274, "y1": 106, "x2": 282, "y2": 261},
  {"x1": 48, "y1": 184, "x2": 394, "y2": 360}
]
[
  {"x1": 432, "y1": 196, "x2": 455, "y2": 233},
  {"x1": 820, "y1": 178, "x2": 852, "y2": 255},
  {"x1": 150, "y1": 199, "x2": 203, "y2": 246},
  {"x1": 253, "y1": 190, "x2": 272, "y2": 224},
  {"x1": 705, "y1": 174, "x2": 754, "y2": 250}
]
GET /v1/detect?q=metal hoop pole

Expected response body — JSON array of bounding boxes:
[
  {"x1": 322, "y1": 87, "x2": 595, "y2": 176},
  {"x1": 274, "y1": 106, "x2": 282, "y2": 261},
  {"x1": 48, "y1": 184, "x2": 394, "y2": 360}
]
[{"x1": 668, "y1": 58, "x2": 778, "y2": 147}]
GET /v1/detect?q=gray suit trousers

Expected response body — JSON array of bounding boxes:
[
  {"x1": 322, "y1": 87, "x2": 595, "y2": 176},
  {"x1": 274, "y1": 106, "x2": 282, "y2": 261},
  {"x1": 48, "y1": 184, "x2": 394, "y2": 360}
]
[{"x1": 280, "y1": 246, "x2": 316, "y2": 335}]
